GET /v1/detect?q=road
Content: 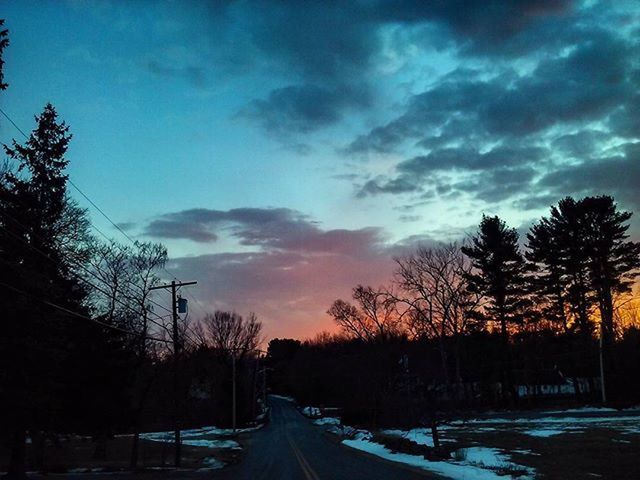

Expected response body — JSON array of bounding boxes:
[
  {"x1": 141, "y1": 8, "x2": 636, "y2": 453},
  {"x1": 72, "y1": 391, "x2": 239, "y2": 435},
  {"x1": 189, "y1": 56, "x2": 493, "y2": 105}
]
[{"x1": 214, "y1": 396, "x2": 434, "y2": 480}]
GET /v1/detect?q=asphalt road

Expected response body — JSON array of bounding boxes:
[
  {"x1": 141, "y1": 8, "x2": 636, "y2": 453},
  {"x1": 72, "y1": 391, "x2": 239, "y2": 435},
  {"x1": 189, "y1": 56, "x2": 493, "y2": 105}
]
[{"x1": 213, "y1": 396, "x2": 434, "y2": 480}]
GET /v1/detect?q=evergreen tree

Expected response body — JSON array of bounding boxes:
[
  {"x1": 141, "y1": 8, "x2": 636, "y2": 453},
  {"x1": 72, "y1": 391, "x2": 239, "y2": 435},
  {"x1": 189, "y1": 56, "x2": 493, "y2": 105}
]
[
  {"x1": 0, "y1": 105, "x2": 92, "y2": 478},
  {"x1": 462, "y1": 215, "x2": 530, "y2": 403},
  {"x1": 578, "y1": 196, "x2": 640, "y2": 345},
  {"x1": 526, "y1": 219, "x2": 569, "y2": 331},
  {"x1": 0, "y1": 19, "x2": 8, "y2": 90}
]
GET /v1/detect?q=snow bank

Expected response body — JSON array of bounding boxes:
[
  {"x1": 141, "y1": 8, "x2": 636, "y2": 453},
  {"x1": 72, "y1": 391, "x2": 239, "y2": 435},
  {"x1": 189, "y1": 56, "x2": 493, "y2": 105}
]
[{"x1": 343, "y1": 438, "x2": 525, "y2": 480}]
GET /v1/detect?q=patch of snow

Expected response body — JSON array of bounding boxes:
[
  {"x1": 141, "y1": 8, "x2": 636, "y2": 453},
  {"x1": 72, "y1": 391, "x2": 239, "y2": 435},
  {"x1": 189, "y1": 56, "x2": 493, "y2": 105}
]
[
  {"x1": 525, "y1": 428, "x2": 572, "y2": 437},
  {"x1": 343, "y1": 438, "x2": 524, "y2": 480},
  {"x1": 202, "y1": 456, "x2": 225, "y2": 469},
  {"x1": 270, "y1": 394, "x2": 295, "y2": 402},
  {"x1": 182, "y1": 438, "x2": 241, "y2": 449},
  {"x1": 545, "y1": 407, "x2": 617, "y2": 414},
  {"x1": 301, "y1": 406, "x2": 321, "y2": 417},
  {"x1": 382, "y1": 428, "x2": 436, "y2": 447},
  {"x1": 313, "y1": 417, "x2": 341, "y2": 426},
  {"x1": 457, "y1": 446, "x2": 535, "y2": 476}
]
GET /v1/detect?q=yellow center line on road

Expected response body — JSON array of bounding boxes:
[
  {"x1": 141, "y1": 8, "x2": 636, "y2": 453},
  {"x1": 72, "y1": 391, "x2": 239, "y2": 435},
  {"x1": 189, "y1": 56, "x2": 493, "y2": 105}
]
[{"x1": 286, "y1": 431, "x2": 321, "y2": 480}]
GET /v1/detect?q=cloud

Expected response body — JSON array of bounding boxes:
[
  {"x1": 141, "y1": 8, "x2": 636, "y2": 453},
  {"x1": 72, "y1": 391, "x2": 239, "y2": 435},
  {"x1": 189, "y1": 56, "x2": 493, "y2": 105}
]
[
  {"x1": 148, "y1": 205, "x2": 443, "y2": 339},
  {"x1": 239, "y1": 84, "x2": 371, "y2": 135},
  {"x1": 374, "y1": 0, "x2": 574, "y2": 55},
  {"x1": 145, "y1": 207, "x2": 385, "y2": 256},
  {"x1": 538, "y1": 142, "x2": 640, "y2": 210},
  {"x1": 356, "y1": 145, "x2": 547, "y2": 200}
]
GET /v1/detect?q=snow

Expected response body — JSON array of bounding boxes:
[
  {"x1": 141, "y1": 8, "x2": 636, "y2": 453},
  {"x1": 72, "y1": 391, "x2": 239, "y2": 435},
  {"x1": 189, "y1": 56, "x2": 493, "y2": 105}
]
[
  {"x1": 450, "y1": 412, "x2": 640, "y2": 438},
  {"x1": 457, "y1": 446, "x2": 535, "y2": 476},
  {"x1": 182, "y1": 438, "x2": 241, "y2": 449},
  {"x1": 313, "y1": 417, "x2": 341, "y2": 426},
  {"x1": 545, "y1": 407, "x2": 617, "y2": 414},
  {"x1": 139, "y1": 424, "x2": 255, "y2": 449},
  {"x1": 301, "y1": 406, "x2": 321, "y2": 417},
  {"x1": 270, "y1": 394, "x2": 295, "y2": 402},
  {"x1": 382, "y1": 428, "x2": 436, "y2": 447},
  {"x1": 525, "y1": 428, "x2": 572, "y2": 437},
  {"x1": 140, "y1": 424, "x2": 258, "y2": 443},
  {"x1": 343, "y1": 437, "x2": 526, "y2": 480},
  {"x1": 201, "y1": 456, "x2": 225, "y2": 469}
]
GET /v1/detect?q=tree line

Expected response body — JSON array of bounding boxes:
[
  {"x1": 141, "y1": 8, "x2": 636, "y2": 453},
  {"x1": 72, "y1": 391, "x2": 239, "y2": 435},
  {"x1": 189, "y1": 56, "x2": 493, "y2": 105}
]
[{"x1": 268, "y1": 197, "x2": 640, "y2": 435}]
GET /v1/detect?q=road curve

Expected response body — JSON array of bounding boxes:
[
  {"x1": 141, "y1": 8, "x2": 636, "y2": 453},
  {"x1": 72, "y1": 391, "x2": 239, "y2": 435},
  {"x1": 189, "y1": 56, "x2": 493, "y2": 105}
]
[{"x1": 214, "y1": 396, "x2": 436, "y2": 480}]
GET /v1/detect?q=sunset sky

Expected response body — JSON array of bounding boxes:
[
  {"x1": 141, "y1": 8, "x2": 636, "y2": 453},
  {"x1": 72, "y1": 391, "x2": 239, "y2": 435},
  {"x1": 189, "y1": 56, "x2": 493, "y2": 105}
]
[{"x1": 1, "y1": 0, "x2": 639, "y2": 339}]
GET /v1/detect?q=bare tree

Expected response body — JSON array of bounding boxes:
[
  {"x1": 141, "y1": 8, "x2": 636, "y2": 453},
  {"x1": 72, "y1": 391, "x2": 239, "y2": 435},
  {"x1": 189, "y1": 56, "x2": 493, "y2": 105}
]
[
  {"x1": 394, "y1": 243, "x2": 481, "y2": 385},
  {"x1": 328, "y1": 285, "x2": 403, "y2": 342},
  {"x1": 201, "y1": 311, "x2": 263, "y2": 359}
]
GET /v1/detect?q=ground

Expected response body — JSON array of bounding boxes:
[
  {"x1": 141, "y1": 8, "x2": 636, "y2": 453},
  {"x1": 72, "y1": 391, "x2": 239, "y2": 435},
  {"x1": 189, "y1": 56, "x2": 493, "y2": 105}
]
[{"x1": 3, "y1": 400, "x2": 639, "y2": 479}]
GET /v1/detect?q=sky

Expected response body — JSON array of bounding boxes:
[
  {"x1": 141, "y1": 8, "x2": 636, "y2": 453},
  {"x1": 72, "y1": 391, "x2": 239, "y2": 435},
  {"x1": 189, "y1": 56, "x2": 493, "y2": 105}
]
[{"x1": 1, "y1": 0, "x2": 639, "y2": 340}]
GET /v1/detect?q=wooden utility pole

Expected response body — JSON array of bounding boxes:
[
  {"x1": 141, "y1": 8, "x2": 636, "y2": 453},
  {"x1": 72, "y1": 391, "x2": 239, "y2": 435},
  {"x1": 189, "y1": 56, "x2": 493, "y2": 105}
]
[{"x1": 149, "y1": 280, "x2": 197, "y2": 467}]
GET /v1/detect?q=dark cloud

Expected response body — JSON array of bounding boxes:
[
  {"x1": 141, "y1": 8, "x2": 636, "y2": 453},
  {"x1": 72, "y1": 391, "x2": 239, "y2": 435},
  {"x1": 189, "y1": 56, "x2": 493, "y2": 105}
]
[
  {"x1": 239, "y1": 84, "x2": 371, "y2": 134},
  {"x1": 357, "y1": 177, "x2": 419, "y2": 197},
  {"x1": 374, "y1": 0, "x2": 573, "y2": 55},
  {"x1": 145, "y1": 207, "x2": 386, "y2": 256},
  {"x1": 349, "y1": 28, "x2": 636, "y2": 155},
  {"x1": 346, "y1": 7, "x2": 639, "y2": 207},
  {"x1": 538, "y1": 143, "x2": 640, "y2": 210},
  {"x1": 357, "y1": 145, "x2": 546, "y2": 199},
  {"x1": 551, "y1": 130, "x2": 610, "y2": 159}
]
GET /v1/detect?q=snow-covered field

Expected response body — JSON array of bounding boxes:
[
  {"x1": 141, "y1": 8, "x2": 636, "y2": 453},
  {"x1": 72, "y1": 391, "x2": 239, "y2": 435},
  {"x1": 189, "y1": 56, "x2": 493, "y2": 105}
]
[
  {"x1": 449, "y1": 411, "x2": 640, "y2": 437},
  {"x1": 137, "y1": 423, "x2": 262, "y2": 470}
]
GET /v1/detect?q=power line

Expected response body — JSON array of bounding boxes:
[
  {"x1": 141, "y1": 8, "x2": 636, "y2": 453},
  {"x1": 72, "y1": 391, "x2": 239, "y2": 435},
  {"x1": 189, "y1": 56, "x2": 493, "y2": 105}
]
[
  {"x1": 0, "y1": 278, "x2": 171, "y2": 344},
  {"x1": 1, "y1": 105, "x2": 206, "y2": 331},
  {"x1": 0, "y1": 212, "x2": 181, "y2": 339}
]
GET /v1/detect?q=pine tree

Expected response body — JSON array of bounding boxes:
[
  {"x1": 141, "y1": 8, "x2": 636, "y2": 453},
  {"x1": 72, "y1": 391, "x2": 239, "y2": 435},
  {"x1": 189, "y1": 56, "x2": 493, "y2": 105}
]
[
  {"x1": 0, "y1": 105, "x2": 91, "y2": 478},
  {"x1": 578, "y1": 196, "x2": 640, "y2": 344},
  {"x1": 0, "y1": 19, "x2": 8, "y2": 90},
  {"x1": 462, "y1": 215, "x2": 530, "y2": 403}
]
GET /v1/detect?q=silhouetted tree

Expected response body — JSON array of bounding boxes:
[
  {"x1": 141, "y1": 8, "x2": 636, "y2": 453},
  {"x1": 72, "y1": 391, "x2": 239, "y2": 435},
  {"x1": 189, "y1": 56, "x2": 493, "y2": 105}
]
[
  {"x1": 462, "y1": 215, "x2": 530, "y2": 403},
  {"x1": 577, "y1": 196, "x2": 640, "y2": 342},
  {"x1": 0, "y1": 19, "x2": 8, "y2": 90},
  {"x1": 328, "y1": 285, "x2": 402, "y2": 342},
  {"x1": 1, "y1": 104, "x2": 91, "y2": 478},
  {"x1": 394, "y1": 243, "x2": 482, "y2": 387},
  {"x1": 200, "y1": 311, "x2": 263, "y2": 359}
]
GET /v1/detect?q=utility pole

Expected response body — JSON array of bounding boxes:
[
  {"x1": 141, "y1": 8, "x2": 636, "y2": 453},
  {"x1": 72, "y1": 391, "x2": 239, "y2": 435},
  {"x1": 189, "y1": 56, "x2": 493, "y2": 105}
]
[
  {"x1": 232, "y1": 352, "x2": 237, "y2": 434},
  {"x1": 149, "y1": 280, "x2": 197, "y2": 468}
]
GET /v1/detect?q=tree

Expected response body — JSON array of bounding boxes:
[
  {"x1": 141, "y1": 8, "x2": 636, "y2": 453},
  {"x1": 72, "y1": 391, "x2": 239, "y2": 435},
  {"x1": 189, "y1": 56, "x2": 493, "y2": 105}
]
[
  {"x1": 462, "y1": 215, "x2": 530, "y2": 403},
  {"x1": 89, "y1": 239, "x2": 167, "y2": 467},
  {"x1": 200, "y1": 311, "x2": 263, "y2": 359},
  {"x1": 0, "y1": 104, "x2": 92, "y2": 478},
  {"x1": 394, "y1": 243, "x2": 481, "y2": 386},
  {"x1": 0, "y1": 19, "x2": 8, "y2": 90},
  {"x1": 328, "y1": 285, "x2": 402, "y2": 342},
  {"x1": 527, "y1": 197, "x2": 595, "y2": 345},
  {"x1": 578, "y1": 196, "x2": 640, "y2": 343}
]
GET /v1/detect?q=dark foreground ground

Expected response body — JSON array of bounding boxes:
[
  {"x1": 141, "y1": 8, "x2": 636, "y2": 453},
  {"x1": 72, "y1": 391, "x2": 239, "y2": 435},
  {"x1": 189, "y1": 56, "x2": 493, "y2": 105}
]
[
  {"x1": 8, "y1": 398, "x2": 640, "y2": 479},
  {"x1": 14, "y1": 397, "x2": 434, "y2": 479}
]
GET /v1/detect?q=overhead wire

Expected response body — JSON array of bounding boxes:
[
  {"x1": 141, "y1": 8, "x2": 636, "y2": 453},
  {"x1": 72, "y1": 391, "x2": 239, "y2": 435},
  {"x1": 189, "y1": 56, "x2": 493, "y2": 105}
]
[
  {"x1": 0, "y1": 106, "x2": 202, "y2": 330},
  {"x1": 0, "y1": 210, "x2": 179, "y2": 340}
]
